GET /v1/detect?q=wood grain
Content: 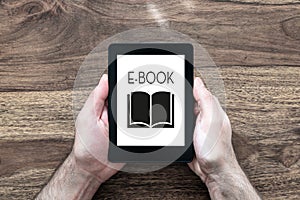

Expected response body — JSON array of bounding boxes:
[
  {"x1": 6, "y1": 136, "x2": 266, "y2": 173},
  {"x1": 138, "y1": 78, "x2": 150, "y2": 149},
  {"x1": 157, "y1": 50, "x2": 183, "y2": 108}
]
[
  {"x1": 1, "y1": 66, "x2": 299, "y2": 199},
  {"x1": 0, "y1": 0, "x2": 300, "y2": 91},
  {"x1": 1, "y1": 0, "x2": 300, "y2": 199}
]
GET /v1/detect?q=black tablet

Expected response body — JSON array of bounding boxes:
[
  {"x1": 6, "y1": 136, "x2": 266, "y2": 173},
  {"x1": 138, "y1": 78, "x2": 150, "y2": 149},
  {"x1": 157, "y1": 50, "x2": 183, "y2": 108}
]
[{"x1": 108, "y1": 43, "x2": 194, "y2": 162}]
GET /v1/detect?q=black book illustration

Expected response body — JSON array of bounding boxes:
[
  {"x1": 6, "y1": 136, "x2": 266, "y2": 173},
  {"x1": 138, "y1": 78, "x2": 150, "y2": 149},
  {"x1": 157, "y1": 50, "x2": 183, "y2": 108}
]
[{"x1": 127, "y1": 91, "x2": 174, "y2": 128}]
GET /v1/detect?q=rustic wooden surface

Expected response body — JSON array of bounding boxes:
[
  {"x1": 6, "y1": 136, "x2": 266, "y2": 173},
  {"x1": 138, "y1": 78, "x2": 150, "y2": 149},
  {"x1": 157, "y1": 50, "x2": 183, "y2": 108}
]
[{"x1": 0, "y1": 0, "x2": 299, "y2": 199}]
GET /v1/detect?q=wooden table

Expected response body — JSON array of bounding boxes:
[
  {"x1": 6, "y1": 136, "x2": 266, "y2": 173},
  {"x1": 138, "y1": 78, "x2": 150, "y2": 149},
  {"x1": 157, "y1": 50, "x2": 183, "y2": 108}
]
[{"x1": 0, "y1": 0, "x2": 299, "y2": 199}]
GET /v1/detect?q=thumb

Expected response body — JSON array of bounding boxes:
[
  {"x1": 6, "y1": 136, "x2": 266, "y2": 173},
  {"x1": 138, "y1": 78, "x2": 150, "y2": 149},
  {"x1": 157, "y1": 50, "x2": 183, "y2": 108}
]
[
  {"x1": 76, "y1": 74, "x2": 109, "y2": 127},
  {"x1": 94, "y1": 74, "x2": 109, "y2": 118},
  {"x1": 193, "y1": 77, "x2": 214, "y2": 122}
]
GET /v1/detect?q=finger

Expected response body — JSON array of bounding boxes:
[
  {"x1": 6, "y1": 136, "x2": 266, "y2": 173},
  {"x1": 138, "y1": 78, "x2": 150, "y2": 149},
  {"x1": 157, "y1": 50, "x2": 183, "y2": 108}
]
[
  {"x1": 193, "y1": 77, "x2": 214, "y2": 118},
  {"x1": 187, "y1": 158, "x2": 196, "y2": 171},
  {"x1": 187, "y1": 158, "x2": 204, "y2": 179},
  {"x1": 100, "y1": 104, "x2": 109, "y2": 128},
  {"x1": 194, "y1": 102, "x2": 200, "y2": 116},
  {"x1": 94, "y1": 74, "x2": 109, "y2": 118}
]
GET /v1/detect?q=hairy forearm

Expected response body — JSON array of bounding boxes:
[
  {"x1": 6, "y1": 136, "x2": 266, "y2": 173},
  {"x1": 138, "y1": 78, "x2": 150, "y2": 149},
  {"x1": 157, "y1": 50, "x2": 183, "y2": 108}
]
[
  {"x1": 205, "y1": 164, "x2": 261, "y2": 200},
  {"x1": 36, "y1": 151, "x2": 101, "y2": 200}
]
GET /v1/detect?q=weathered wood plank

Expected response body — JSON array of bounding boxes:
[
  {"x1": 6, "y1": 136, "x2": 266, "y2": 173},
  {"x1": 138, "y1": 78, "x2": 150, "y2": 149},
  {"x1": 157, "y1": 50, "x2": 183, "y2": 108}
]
[
  {"x1": 221, "y1": 0, "x2": 300, "y2": 5},
  {"x1": 1, "y1": 0, "x2": 299, "y2": 199},
  {"x1": 0, "y1": 66, "x2": 299, "y2": 199},
  {"x1": 0, "y1": 90, "x2": 74, "y2": 140},
  {"x1": 0, "y1": 0, "x2": 300, "y2": 91}
]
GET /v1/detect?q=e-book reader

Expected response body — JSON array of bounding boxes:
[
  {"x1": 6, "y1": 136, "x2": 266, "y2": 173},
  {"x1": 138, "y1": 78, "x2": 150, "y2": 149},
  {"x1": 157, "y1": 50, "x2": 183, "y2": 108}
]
[{"x1": 108, "y1": 43, "x2": 194, "y2": 162}]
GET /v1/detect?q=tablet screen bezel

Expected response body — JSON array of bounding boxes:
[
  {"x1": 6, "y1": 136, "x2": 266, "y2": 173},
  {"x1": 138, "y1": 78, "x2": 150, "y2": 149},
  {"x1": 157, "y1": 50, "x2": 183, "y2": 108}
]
[{"x1": 108, "y1": 43, "x2": 194, "y2": 162}]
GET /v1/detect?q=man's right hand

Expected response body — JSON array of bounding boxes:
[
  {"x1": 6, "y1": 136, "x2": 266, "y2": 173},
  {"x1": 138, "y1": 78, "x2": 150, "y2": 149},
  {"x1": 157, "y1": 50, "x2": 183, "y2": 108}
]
[
  {"x1": 188, "y1": 77, "x2": 238, "y2": 182},
  {"x1": 188, "y1": 77, "x2": 261, "y2": 200}
]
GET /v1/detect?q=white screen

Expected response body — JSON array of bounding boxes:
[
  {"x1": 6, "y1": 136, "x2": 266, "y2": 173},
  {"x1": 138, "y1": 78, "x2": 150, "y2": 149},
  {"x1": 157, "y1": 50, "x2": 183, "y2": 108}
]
[{"x1": 116, "y1": 55, "x2": 185, "y2": 146}]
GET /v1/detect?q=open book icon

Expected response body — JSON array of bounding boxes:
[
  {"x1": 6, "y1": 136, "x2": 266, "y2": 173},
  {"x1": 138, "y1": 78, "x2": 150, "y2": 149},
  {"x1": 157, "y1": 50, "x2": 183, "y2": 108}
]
[{"x1": 127, "y1": 91, "x2": 174, "y2": 128}]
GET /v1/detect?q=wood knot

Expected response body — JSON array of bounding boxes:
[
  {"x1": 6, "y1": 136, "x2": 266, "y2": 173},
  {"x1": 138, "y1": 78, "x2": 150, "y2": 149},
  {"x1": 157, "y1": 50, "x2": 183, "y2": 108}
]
[
  {"x1": 19, "y1": 0, "x2": 68, "y2": 23},
  {"x1": 5, "y1": 0, "x2": 67, "y2": 19},
  {"x1": 23, "y1": 1, "x2": 44, "y2": 15},
  {"x1": 5, "y1": 1, "x2": 44, "y2": 16},
  {"x1": 281, "y1": 16, "x2": 300, "y2": 40}
]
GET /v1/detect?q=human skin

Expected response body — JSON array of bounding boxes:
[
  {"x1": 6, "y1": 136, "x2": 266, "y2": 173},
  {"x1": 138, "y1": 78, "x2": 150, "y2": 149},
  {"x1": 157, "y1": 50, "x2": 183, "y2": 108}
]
[
  {"x1": 36, "y1": 74, "x2": 123, "y2": 199},
  {"x1": 188, "y1": 77, "x2": 261, "y2": 200},
  {"x1": 36, "y1": 75, "x2": 260, "y2": 200}
]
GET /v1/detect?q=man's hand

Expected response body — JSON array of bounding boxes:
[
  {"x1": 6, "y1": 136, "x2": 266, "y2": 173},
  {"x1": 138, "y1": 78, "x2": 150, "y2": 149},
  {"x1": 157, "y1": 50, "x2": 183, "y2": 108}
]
[
  {"x1": 188, "y1": 77, "x2": 261, "y2": 200},
  {"x1": 37, "y1": 74, "x2": 123, "y2": 199},
  {"x1": 188, "y1": 77, "x2": 237, "y2": 182},
  {"x1": 74, "y1": 74, "x2": 123, "y2": 183}
]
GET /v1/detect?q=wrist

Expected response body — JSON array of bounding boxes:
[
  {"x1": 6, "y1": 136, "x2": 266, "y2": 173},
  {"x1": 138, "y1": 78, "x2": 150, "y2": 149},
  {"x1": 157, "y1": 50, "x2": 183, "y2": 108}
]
[
  {"x1": 205, "y1": 163, "x2": 261, "y2": 200},
  {"x1": 200, "y1": 146, "x2": 241, "y2": 184},
  {"x1": 72, "y1": 139, "x2": 122, "y2": 184},
  {"x1": 204, "y1": 161, "x2": 256, "y2": 199},
  {"x1": 72, "y1": 140, "x2": 109, "y2": 184},
  {"x1": 205, "y1": 169, "x2": 243, "y2": 200},
  {"x1": 37, "y1": 152, "x2": 102, "y2": 199},
  {"x1": 68, "y1": 151, "x2": 103, "y2": 186},
  {"x1": 205, "y1": 158, "x2": 242, "y2": 186}
]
